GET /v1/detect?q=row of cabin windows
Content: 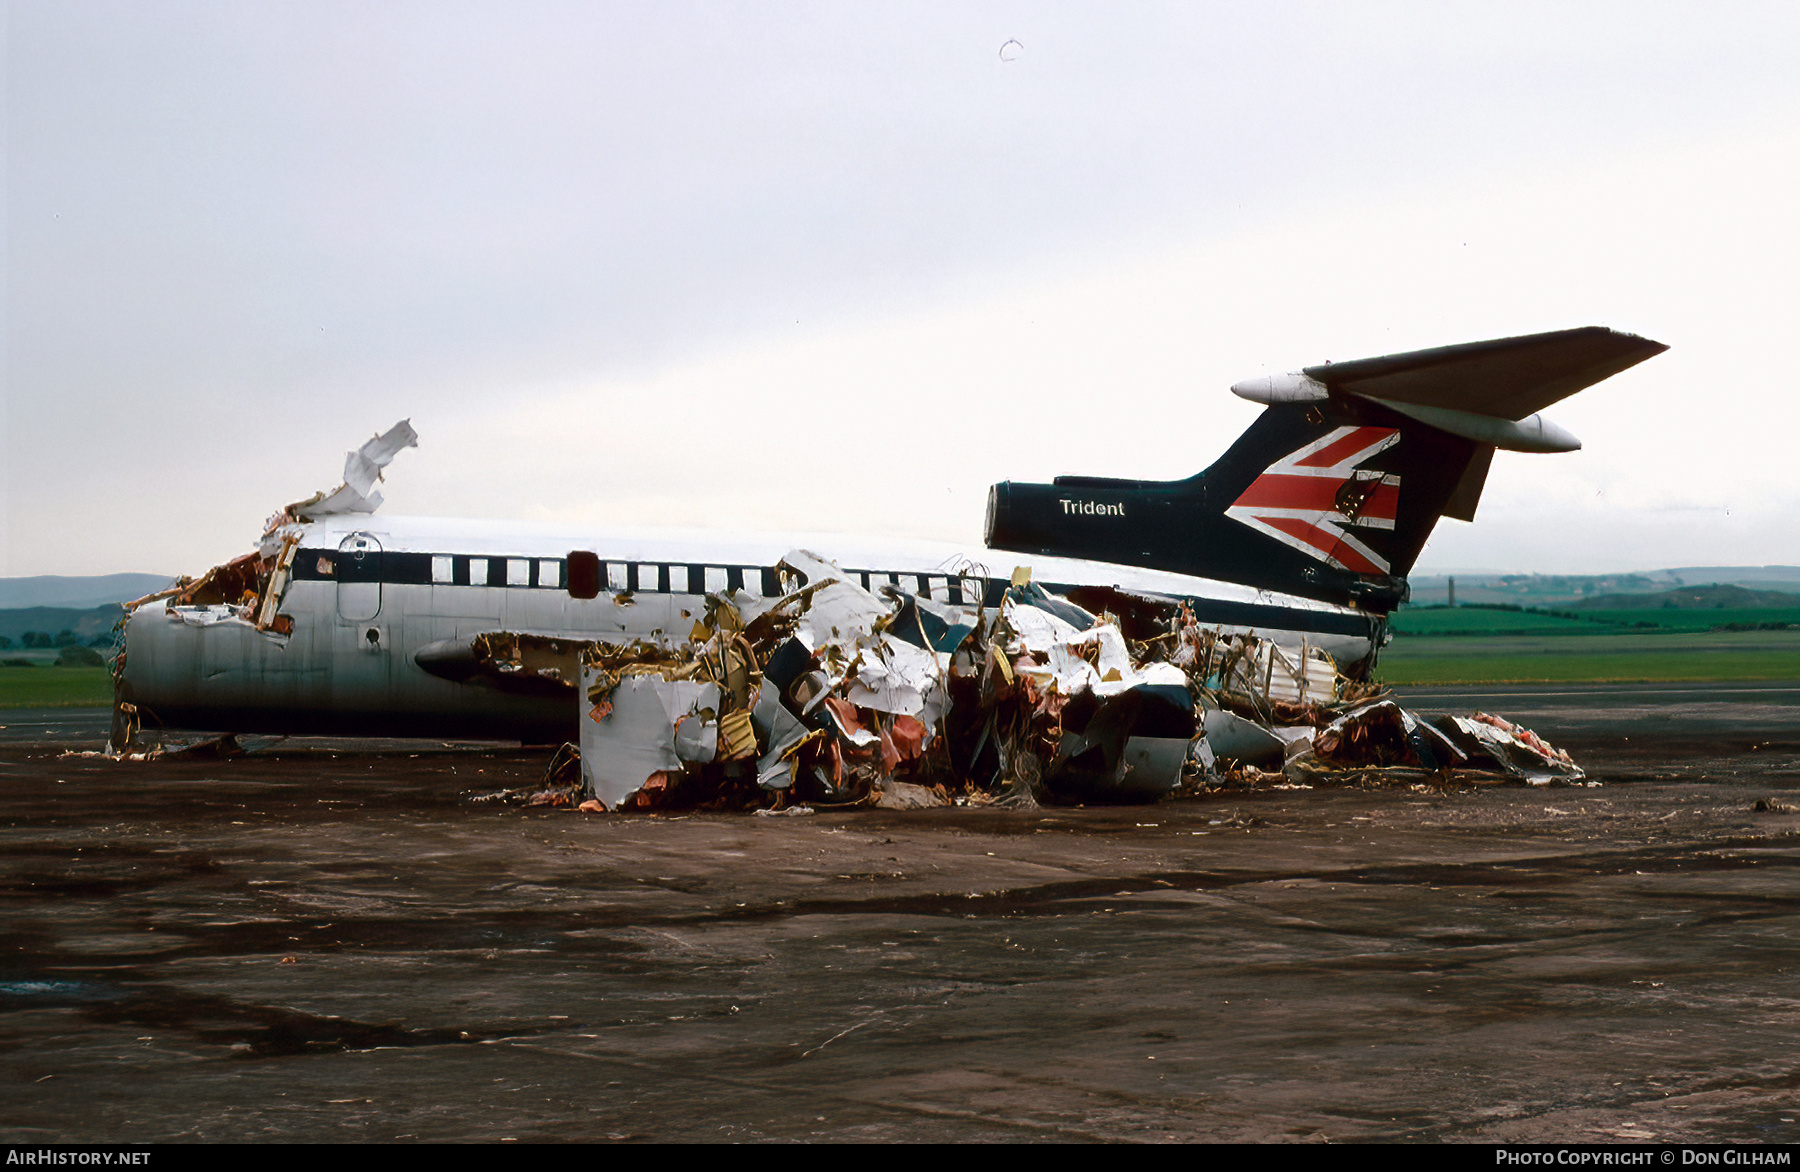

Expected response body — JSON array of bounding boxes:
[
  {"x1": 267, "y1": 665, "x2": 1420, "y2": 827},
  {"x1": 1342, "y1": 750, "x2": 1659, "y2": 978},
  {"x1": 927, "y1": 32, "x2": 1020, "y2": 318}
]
[
  {"x1": 561, "y1": 551, "x2": 979, "y2": 602},
  {"x1": 413, "y1": 552, "x2": 983, "y2": 604},
  {"x1": 563, "y1": 553, "x2": 780, "y2": 598},
  {"x1": 307, "y1": 547, "x2": 987, "y2": 604},
  {"x1": 428, "y1": 556, "x2": 565, "y2": 589},
  {"x1": 424, "y1": 555, "x2": 766, "y2": 594}
]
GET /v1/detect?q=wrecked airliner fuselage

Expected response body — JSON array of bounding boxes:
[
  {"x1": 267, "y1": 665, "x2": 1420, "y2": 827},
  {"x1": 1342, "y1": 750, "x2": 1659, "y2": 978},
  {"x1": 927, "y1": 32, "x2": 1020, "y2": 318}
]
[
  {"x1": 117, "y1": 512, "x2": 1372, "y2": 745},
  {"x1": 116, "y1": 327, "x2": 1663, "y2": 803}
]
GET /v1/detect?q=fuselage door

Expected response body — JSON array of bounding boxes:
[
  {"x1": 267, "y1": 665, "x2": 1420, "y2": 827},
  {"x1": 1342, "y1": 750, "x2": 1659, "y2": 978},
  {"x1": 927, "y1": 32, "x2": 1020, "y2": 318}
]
[{"x1": 337, "y1": 532, "x2": 383, "y2": 622}]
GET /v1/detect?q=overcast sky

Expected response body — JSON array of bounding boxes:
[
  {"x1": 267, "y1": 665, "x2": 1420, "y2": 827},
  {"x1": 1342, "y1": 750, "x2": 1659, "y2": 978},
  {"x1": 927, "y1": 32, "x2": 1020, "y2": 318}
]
[{"x1": 5, "y1": 2, "x2": 1798, "y2": 579}]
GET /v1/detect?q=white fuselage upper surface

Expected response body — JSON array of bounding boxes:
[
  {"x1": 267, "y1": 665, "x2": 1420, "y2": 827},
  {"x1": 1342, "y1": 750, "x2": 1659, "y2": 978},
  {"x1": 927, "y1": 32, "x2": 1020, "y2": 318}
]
[{"x1": 121, "y1": 515, "x2": 1381, "y2": 739}]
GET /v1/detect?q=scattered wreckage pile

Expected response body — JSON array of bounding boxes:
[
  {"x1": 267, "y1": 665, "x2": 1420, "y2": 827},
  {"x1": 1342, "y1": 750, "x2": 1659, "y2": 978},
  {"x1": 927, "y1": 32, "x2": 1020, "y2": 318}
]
[{"x1": 481, "y1": 550, "x2": 1583, "y2": 812}]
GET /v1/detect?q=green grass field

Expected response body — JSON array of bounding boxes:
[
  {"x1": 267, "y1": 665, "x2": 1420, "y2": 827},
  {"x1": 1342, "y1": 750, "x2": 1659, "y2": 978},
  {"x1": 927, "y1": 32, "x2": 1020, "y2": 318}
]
[
  {"x1": 1389, "y1": 608, "x2": 1596, "y2": 636},
  {"x1": 0, "y1": 665, "x2": 115, "y2": 708},
  {"x1": 1392, "y1": 604, "x2": 1800, "y2": 636},
  {"x1": 1377, "y1": 629, "x2": 1800, "y2": 685}
]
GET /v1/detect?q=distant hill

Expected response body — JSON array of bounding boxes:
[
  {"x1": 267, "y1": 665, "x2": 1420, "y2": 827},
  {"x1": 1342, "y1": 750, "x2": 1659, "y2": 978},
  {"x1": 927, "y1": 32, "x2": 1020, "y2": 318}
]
[
  {"x1": 1571, "y1": 584, "x2": 1800, "y2": 610},
  {"x1": 1409, "y1": 567, "x2": 1800, "y2": 607},
  {"x1": 0, "y1": 573, "x2": 175, "y2": 610},
  {"x1": 1662, "y1": 565, "x2": 1800, "y2": 585}
]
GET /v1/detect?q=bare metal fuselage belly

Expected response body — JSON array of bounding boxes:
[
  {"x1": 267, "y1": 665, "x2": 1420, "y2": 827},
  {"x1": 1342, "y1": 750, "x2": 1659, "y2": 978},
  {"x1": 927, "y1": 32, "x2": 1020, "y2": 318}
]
[
  {"x1": 122, "y1": 565, "x2": 1377, "y2": 742},
  {"x1": 120, "y1": 579, "x2": 663, "y2": 740}
]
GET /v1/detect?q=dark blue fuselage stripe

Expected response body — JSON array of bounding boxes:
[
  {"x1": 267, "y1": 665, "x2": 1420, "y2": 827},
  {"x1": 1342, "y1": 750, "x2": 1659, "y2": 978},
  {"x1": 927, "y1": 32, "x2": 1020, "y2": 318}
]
[{"x1": 287, "y1": 548, "x2": 1372, "y2": 638}]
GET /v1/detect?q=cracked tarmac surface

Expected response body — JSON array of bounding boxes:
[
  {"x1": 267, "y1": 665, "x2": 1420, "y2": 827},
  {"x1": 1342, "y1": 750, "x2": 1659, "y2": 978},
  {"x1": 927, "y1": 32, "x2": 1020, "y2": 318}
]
[{"x1": 2, "y1": 686, "x2": 1798, "y2": 1143}]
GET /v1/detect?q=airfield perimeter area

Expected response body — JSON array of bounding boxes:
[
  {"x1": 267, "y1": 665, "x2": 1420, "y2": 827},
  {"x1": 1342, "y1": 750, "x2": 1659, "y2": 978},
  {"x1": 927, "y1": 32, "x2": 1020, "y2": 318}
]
[
  {"x1": 2, "y1": 686, "x2": 1797, "y2": 1144},
  {"x1": 9, "y1": 615, "x2": 1800, "y2": 709}
]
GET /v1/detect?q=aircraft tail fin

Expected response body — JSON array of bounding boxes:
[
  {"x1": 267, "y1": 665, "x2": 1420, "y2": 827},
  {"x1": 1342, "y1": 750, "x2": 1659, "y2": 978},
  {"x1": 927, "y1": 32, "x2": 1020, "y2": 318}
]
[{"x1": 985, "y1": 327, "x2": 1665, "y2": 612}]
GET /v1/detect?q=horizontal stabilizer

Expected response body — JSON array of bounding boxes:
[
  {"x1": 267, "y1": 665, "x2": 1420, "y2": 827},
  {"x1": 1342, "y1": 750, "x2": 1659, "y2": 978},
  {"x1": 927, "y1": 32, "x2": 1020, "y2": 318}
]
[
  {"x1": 1303, "y1": 326, "x2": 1666, "y2": 421},
  {"x1": 987, "y1": 326, "x2": 1667, "y2": 612}
]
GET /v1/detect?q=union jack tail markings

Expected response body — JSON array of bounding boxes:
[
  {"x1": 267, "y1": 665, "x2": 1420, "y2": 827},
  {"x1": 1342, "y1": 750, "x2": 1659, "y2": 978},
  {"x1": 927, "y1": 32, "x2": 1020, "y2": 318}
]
[{"x1": 1224, "y1": 426, "x2": 1401, "y2": 574}]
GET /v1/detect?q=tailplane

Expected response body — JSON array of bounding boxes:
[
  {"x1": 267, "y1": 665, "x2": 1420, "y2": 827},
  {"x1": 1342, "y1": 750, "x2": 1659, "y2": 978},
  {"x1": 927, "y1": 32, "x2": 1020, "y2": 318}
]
[{"x1": 984, "y1": 327, "x2": 1666, "y2": 613}]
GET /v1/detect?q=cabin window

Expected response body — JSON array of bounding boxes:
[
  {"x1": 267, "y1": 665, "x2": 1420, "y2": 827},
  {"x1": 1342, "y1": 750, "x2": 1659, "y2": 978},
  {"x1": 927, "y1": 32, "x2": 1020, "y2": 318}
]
[
  {"x1": 636, "y1": 563, "x2": 662, "y2": 592},
  {"x1": 925, "y1": 575, "x2": 947, "y2": 599},
  {"x1": 566, "y1": 551, "x2": 600, "y2": 599},
  {"x1": 669, "y1": 565, "x2": 693, "y2": 594},
  {"x1": 536, "y1": 559, "x2": 560, "y2": 589},
  {"x1": 703, "y1": 566, "x2": 728, "y2": 593},
  {"x1": 467, "y1": 557, "x2": 488, "y2": 587},
  {"x1": 506, "y1": 558, "x2": 530, "y2": 586},
  {"x1": 608, "y1": 562, "x2": 629, "y2": 592},
  {"x1": 431, "y1": 556, "x2": 453, "y2": 584}
]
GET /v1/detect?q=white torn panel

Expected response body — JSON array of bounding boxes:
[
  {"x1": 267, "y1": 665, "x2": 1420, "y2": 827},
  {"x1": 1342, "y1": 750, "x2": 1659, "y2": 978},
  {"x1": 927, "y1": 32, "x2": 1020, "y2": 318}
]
[
  {"x1": 1003, "y1": 598, "x2": 1084, "y2": 655},
  {"x1": 1004, "y1": 599, "x2": 1178, "y2": 700},
  {"x1": 780, "y1": 551, "x2": 890, "y2": 649},
  {"x1": 297, "y1": 420, "x2": 419, "y2": 517},
  {"x1": 342, "y1": 420, "x2": 419, "y2": 497},
  {"x1": 579, "y1": 671, "x2": 722, "y2": 808},
  {"x1": 672, "y1": 699, "x2": 720, "y2": 764},
  {"x1": 305, "y1": 483, "x2": 384, "y2": 516},
  {"x1": 846, "y1": 635, "x2": 946, "y2": 722}
]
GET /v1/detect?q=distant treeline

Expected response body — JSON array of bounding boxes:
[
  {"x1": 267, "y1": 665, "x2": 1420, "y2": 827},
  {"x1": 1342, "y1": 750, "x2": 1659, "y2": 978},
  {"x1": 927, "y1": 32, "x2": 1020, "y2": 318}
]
[
  {"x1": 1421, "y1": 602, "x2": 1583, "y2": 619},
  {"x1": 0, "y1": 604, "x2": 123, "y2": 649}
]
